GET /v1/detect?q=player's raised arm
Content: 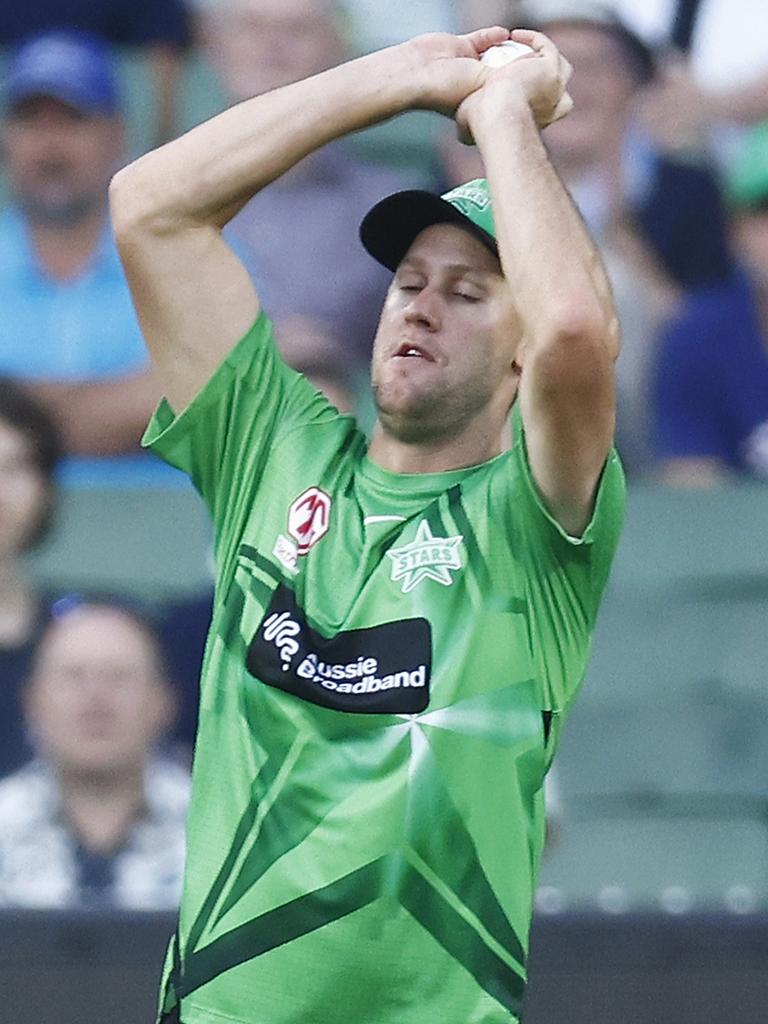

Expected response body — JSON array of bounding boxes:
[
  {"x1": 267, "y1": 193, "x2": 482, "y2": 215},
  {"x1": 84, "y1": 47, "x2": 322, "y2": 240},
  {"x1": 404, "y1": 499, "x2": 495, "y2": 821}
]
[
  {"x1": 109, "y1": 27, "x2": 512, "y2": 413},
  {"x1": 458, "y1": 29, "x2": 619, "y2": 537}
]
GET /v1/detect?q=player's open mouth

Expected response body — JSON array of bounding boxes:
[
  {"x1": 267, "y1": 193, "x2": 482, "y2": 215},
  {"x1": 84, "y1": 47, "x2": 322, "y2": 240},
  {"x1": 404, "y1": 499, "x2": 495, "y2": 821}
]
[{"x1": 394, "y1": 343, "x2": 435, "y2": 362}]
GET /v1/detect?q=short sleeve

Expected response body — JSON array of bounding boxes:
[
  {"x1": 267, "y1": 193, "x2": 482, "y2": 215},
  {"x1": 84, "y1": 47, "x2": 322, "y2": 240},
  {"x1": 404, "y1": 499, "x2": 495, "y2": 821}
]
[
  {"x1": 142, "y1": 312, "x2": 340, "y2": 562},
  {"x1": 512, "y1": 421, "x2": 626, "y2": 712}
]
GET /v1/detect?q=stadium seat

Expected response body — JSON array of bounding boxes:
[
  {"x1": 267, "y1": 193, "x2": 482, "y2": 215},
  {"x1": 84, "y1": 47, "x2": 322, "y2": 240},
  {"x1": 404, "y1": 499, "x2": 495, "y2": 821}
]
[
  {"x1": 556, "y1": 699, "x2": 768, "y2": 804},
  {"x1": 537, "y1": 815, "x2": 768, "y2": 911},
  {"x1": 583, "y1": 482, "x2": 768, "y2": 707},
  {"x1": 27, "y1": 485, "x2": 213, "y2": 605}
]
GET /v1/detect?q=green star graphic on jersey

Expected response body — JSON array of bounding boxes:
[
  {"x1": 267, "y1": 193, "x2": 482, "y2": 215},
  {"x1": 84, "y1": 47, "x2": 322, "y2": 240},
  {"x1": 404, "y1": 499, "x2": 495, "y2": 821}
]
[{"x1": 387, "y1": 520, "x2": 464, "y2": 593}]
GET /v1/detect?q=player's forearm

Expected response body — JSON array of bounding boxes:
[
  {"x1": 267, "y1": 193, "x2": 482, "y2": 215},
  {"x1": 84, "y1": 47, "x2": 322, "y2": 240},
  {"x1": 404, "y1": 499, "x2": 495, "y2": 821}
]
[
  {"x1": 470, "y1": 96, "x2": 619, "y2": 359},
  {"x1": 110, "y1": 47, "x2": 418, "y2": 234}
]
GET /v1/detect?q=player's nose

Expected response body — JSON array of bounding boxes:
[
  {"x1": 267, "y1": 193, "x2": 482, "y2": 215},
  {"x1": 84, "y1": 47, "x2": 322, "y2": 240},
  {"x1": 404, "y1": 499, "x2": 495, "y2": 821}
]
[{"x1": 403, "y1": 286, "x2": 441, "y2": 331}]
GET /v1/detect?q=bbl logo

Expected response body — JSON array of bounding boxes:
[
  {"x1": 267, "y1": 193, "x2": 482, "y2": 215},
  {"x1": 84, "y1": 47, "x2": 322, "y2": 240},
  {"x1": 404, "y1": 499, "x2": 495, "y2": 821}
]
[
  {"x1": 273, "y1": 487, "x2": 332, "y2": 574},
  {"x1": 288, "y1": 487, "x2": 331, "y2": 555}
]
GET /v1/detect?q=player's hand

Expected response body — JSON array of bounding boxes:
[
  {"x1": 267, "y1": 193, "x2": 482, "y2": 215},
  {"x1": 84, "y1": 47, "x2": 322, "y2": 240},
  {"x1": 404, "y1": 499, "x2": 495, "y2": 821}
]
[
  {"x1": 401, "y1": 27, "x2": 511, "y2": 117},
  {"x1": 455, "y1": 29, "x2": 574, "y2": 143}
]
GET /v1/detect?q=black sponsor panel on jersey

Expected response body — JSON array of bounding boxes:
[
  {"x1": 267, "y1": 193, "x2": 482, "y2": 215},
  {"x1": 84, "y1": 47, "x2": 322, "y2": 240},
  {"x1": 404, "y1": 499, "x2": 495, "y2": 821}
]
[{"x1": 246, "y1": 584, "x2": 431, "y2": 714}]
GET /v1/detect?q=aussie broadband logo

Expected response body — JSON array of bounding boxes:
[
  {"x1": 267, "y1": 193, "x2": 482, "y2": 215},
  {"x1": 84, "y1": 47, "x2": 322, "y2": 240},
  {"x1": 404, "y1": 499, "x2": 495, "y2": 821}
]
[
  {"x1": 296, "y1": 652, "x2": 427, "y2": 694},
  {"x1": 388, "y1": 520, "x2": 463, "y2": 594},
  {"x1": 246, "y1": 585, "x2": 431, "y2": 714}
]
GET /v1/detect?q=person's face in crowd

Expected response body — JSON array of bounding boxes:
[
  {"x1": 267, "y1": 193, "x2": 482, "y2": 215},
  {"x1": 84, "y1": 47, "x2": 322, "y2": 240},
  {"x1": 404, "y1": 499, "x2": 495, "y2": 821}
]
[
  {"x1": 541, "y1": 23, "x2": 640, "y2": 168},
  {"x1": 732, "y1": 206, "x2": 768, "y2": 292},
  {"x1": 371, "y1": 224, "x2": 520, "y2": 444},
  {"x1": 26, "y1": 606, "x2": 174, "y2": 779},
  {"x1": 203, "y1": 0, "x2": 345, "y2": 102},
  {"x1": 4, "y1": 95, "x2": 123, "y2": 227},
  {"x1": 0, "y1": 417, "x2": 49, "y2": 561}
]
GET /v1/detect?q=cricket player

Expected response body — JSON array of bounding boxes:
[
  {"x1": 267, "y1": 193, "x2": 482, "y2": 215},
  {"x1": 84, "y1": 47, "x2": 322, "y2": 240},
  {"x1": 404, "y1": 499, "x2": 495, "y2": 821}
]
[{"x1": 110, "y1": 24, "x2": 624, "y2": 1024}]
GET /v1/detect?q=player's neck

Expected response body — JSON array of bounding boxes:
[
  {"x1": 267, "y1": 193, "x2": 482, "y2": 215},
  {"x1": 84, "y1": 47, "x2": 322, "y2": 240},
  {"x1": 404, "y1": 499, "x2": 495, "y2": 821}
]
[{"x1": 368, "y1": 418, "x2": 512, "y2": 475}]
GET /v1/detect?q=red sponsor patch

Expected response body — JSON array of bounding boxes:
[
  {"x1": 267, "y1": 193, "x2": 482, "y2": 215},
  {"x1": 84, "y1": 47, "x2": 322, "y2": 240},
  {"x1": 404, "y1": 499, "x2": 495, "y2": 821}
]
[{"x1": 287, "y1": 487, "x2": 332, "y2": 556}]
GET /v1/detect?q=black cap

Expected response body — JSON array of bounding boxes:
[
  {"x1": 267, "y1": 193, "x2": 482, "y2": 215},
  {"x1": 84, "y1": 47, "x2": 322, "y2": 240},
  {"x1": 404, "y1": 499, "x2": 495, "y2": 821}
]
[{"x1": 360, "y1": 179, "x2": 499, "y2": 272}]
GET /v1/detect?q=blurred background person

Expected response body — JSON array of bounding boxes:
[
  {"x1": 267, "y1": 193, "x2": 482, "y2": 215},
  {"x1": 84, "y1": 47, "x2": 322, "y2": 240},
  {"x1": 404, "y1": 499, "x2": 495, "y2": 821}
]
[
  {"x1": 0, "y1": 0, "x2": 190, "y2": 146},
  {"x1": 197, "y1": 0, "x2": 413, "y2": 367},
  {"x1": 617, "y1": 0, "x2": 768, "y2": 135},
  {"x1": 442, "y1": 1, "x2": 733, "y2": 474},
  {"x1": 0, "y1": 599, "x2": 189, "y2": 909},
  {"x1": 653, "y1": 122, "x2": 768, "y2": 485},
  {"x1": 0, "y1": 30, "x2": 168, "y2": 487},
  {"x1": 0, "y1": 379, "x2": 61, "y2": 780}
]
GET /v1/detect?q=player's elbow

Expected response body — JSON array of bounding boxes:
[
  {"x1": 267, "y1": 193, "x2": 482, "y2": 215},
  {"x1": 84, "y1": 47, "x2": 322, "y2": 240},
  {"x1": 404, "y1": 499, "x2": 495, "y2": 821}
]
[
  {"x1": 532, "y1": 304, "x2": 617, "y2": 369},
  {"x1": 109, "y1": 161, "x2": 186, "y2": 242},
  {"x1": 527, "y1": 322, "x2": 616, "y2": 401}
]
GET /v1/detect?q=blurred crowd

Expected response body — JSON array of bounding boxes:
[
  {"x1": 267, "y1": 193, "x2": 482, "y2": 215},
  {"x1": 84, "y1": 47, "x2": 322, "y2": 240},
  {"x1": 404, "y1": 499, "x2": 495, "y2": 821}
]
[{"x1": 1, "y1": 0, "x2": 768, "y2": 911}]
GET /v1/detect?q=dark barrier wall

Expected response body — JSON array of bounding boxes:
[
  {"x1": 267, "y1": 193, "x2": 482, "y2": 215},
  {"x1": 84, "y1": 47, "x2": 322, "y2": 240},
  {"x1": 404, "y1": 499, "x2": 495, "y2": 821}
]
[{"x1": 2, "y1": 910, "x2": 767, "y2": 1024}]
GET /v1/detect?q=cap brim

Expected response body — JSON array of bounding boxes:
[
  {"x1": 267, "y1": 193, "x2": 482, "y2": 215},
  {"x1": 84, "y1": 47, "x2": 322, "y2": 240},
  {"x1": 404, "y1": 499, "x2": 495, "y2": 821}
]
[
  {"x1": 360, "y1": 190, "x2": 498, "y2": 272},
  {"x1": 7, "y1": 77, "x2": 104, "y2": 114}
]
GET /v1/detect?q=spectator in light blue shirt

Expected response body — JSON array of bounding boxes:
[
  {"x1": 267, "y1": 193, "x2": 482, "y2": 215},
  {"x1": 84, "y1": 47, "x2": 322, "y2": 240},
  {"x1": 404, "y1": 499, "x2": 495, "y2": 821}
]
[{"x1": 0, "y1": 29, "x2": 177, "y2": 486}]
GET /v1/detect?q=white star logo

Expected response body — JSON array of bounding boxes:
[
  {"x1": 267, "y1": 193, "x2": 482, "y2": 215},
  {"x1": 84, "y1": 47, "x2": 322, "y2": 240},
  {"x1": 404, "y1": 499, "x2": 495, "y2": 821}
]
[{"x1": 387, "y1": 520, "x2": 464, "y2": 594}]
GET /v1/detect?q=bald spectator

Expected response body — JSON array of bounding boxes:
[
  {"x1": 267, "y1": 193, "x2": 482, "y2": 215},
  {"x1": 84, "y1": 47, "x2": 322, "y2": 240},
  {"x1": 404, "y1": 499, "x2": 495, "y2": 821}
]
[
  {"x1": 0, "y1": 600, "x2": 189, "y2": 909},
  {"x1": 0, "y1": 31, "x2": 167, "y2": 486},
  {"x1": 198, "y1": 0, "x2": 413, "y2": 365}
]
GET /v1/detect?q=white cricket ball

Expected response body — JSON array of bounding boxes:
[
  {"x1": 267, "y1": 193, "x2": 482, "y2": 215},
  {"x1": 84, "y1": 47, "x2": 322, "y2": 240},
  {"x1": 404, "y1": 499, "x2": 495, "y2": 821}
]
[{"x1": 480, "y1": 40, "x2": 534, "y2": 68}]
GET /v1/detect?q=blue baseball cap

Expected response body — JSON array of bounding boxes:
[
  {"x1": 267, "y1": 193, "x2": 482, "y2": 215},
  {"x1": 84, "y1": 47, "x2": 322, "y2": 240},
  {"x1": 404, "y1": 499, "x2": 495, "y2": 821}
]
[{"x1": 5, "y1": 30, "x2": 119, "y2": 116}]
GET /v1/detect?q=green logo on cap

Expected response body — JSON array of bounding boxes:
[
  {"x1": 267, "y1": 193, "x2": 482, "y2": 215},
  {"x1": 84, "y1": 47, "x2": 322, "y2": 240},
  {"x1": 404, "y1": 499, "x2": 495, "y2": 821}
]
[
  {"x1": 442, "y1": 179, "x2": 492, "y2": 212},
  {"x1": 441, "y1": 178, "x2": 496, "y2": 241}
]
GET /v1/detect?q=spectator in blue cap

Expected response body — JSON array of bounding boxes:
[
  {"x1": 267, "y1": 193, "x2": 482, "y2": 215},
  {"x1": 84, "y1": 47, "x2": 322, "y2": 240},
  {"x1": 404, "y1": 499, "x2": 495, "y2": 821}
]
[
  {"x1": 0, "y1": 1, "x2": 189, "y2": 146},
  {"x1": 0, "y1": 31, "x2": 166, "y2": 486},
  {"x1": 5, "y1": 28, "x2": 121, "y2": 117}
]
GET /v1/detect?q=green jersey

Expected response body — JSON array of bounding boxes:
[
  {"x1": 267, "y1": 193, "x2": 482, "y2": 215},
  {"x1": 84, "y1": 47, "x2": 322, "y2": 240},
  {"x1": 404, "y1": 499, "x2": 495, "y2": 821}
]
[{"x1": 145, "y1": 313, "x2": 625, "y2": 1024}]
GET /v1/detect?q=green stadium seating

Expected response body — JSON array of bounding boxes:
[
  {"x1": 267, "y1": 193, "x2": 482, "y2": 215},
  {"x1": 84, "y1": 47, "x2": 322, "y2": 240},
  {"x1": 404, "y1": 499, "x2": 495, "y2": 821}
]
[
  {"x1": 556, "y1": 699, "x2": 768, "y2": 803},
  {"x1": 26, "y1": 485, "x2": 213, "y2": 606},
  {"x1": 537, "y1": 815, "x2": 768, "y2": 911},
  {"x1": 583, "y1": 482, "x2": 768, "y2": 706}
]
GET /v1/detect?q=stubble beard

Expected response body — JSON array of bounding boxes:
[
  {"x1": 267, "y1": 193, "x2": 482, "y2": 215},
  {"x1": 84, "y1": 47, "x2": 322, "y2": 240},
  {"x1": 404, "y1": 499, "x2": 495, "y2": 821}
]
[
  {"x1": 372, "y1": 370, "x2": 493, "y2": 446},
  {"x1": 18, "y1": 172, "x2": 103, "y2": 228}
]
